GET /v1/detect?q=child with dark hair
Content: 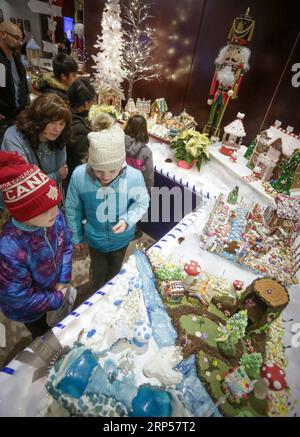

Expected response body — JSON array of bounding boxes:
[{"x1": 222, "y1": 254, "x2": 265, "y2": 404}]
[
  {"x1": 1, "y1": 93, "x2": 71, "y2": 182},
  {"x1": 38, "y1": 53, "x2": 78, "y2": 101},
  {"x1": 125, "y1": 114, "x2": 153, "y2": 194},
  {"x1": 0, "y1": 151, "x2": 73, "y2": 339},
  {"x1": 66, "y1": 78, "x2": 96, "y2": 182}
]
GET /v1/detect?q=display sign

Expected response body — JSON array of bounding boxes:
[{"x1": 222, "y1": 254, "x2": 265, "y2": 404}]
[
  {"x1": 27, "y1": 0, "x2": 62, "y2": 17},
  {"x1": 63, "y1": 16, "x2": 74, "y2": 42}
]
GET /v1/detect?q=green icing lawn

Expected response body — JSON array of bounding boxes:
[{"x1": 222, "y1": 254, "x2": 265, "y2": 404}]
[
  {"x1": 180, "y1": 314, "x2": 219, "y2": 348},
  {"x1": 207, "y1": 303, "x2": 228, "y2": 322},
  {"x1": 165, "y1": 295, "x2": 196, "y2": 310}
]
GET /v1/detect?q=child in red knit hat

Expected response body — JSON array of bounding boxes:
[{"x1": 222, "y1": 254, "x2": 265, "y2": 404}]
[{"x1": 0, "y1": 151, "x2": 73, "y2": 339}]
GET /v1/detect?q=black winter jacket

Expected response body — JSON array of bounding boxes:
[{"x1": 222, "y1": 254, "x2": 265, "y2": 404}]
[
  {"x1": 0, "y1": 47, "x2": 29, "y2": 119},
  {"x1": 67, "y1": 110, "x2": 91, "y2": 177},
  {"x1": 38, "y1": 73, "x2": 69, "y2": 102}
]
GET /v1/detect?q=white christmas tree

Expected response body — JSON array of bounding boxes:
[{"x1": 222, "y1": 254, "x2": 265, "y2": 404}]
[
  {"x1": 122, "y1": 0, "x2": 160, "y2": 98},
  {"x1": 92, "y1": 0, "x2": 126, "y2": 93}
]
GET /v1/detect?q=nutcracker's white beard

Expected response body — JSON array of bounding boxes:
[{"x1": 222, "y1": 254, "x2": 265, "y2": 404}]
[{"x1": 217, "y1": 66, "x2": 235, "y2": 87}]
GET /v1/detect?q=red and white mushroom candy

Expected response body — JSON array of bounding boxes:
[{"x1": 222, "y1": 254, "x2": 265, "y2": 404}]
[
  {"x1": 232, "y1": 280, "x2": 244, "y2": 291},
  {"x1": 260, "y1": 362, "x2": 287, "y2": 391},
  {"x1": 184, "y1": 260, "x2": 201, "y2": 276}
]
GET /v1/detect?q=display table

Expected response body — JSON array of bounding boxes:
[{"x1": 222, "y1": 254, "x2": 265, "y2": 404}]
[
  {"x1": 148, "y1": 136, "x2": 274, "y2": 205},
  {"x1": 142, "y1": 136, "x2": 275, "y2": 240},
  {"x1": 0, "y1": 201, "x2": 299, "y2": 417}
]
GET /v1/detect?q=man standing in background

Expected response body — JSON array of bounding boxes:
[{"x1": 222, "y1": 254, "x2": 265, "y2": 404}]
[{"x1": 0, "y1": 21, "x2": 29, "y2": 145}]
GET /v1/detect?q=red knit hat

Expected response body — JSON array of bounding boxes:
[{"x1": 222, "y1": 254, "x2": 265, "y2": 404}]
[{"x1": 0, "y1": 151, "x2": 62, "y2": 222}]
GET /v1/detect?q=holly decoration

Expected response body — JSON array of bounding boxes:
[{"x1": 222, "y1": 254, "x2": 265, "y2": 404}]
[{"x1": 271, "y1": 150, "x2": 300, "y2": 195}]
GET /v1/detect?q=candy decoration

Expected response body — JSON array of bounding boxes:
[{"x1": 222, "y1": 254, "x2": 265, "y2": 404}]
[
  {"x1": 233, "y1": 280, "x2": 244, "y2": 291},
  {"x1": 260, "y1": 362, "x2": 287, "y2": 391},
  {"x1": 133, "y1": 320, "x2": 152, "y2": 348},
  {"x1": 184, "y1": 260, "x2": 201, "y2": 286}
]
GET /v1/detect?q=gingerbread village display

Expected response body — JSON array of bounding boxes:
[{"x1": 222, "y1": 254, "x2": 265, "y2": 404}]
[
  {"x1": 147, "y1": 247, "x2": 291, "y2": 417},
  {"x1": 121, "y1": 96, "x2": 198, "y2": 142},
  {"x1": 199, "y1": 192, "x2": 299, "y2": 286},
  {"x1": 142, "y1": 189, "x2": 298, "y2": 416}
]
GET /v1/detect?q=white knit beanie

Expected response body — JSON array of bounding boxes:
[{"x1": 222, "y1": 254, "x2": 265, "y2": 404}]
[{"x1": 87, "y1": 124, "x2": 126, "y2": 171}]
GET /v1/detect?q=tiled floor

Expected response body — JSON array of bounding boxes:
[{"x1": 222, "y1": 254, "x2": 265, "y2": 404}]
[{"x1": 0, "y1": 233, "x2": 155, "y2": 368}]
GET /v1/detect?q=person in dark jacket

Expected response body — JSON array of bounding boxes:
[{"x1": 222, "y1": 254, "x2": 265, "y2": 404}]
[
  {"x1": 58, "y1": 33, "x2": 72, "y2": 55},
  {"x1": 38, "y1": 53, "x2": 78, "y2": 102},
  {"x1": 66, "y1": 78, "x2": 96, "y2": 185},
  {"x1": 0, "y1": 151, "x2": 73, "y2": 339},
  {"x1": 0, "y1": 21, "x2": 30, "y2": 144}
]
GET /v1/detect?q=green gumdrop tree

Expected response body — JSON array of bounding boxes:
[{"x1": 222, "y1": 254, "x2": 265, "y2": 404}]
[
  {"x1": 216, "y1": 310, "x2": 248, "y2": 358},
  {"x1": 271, "y1": 150, "x2": 300, "y2": 195},
  {"x1": 155, "y1": 264, "x2": 185, "y2": 281},
  {"x1": 239, "y1": 352, "x2": 263, "y2": 379},
  {"x1": 244, "y1": 137, "x2": 257, "y2": 160}
]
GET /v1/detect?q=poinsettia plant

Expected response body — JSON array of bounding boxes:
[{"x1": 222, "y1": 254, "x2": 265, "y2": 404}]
[{"x1": 170, "y1": 129, "x2": 211, "y2": 170}]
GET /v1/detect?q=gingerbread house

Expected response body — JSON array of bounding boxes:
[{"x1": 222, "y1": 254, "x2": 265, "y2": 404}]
[
  {"x1": 178, "y1": 109, "x2": 197, "y2": 130},
  {"x1": 236, "y1": 278, "x2": 289, "y2": 334},
  {"x1": 164, "y1": 280, "x2": 185, "y2": 303},
  {"x1": 136, "y1": 98, "x2": 151, "y2": 116},
  {"x1": 264, "y1": 194, "x2": 300, "y2": 243},
  {"x1": 246, "y1": 121, "x2": 300, "y2": 193},
  {"x1": 221, "y1": 112, "x2": 246, "y2": 154},
  {"x1": 124, "y1": 98, "x2": 136, "y2": 115},
  {"x1": 98, "y1": 82, "x2": 123, "y2": 112},
  {"x1": 150, "y1": 98, "x2": 168, "y2": 123}
]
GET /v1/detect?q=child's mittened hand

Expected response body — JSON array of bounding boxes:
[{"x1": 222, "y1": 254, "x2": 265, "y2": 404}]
[{"x1": 112, "y1": 219, "x2": 127, "y2": 234}]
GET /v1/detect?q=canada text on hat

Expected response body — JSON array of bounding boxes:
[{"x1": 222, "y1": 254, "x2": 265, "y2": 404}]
[{"x1": 0, "y1": 167, "x2": 55, "y2": 203}]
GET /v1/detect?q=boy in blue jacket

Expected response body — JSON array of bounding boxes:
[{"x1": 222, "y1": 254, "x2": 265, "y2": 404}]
[
  {"x1": 65, "y1": 124, "x2": 149, "y2": 292},
  {"x1": 0, "y1": 152, "x2": 73, "y2": 339}
]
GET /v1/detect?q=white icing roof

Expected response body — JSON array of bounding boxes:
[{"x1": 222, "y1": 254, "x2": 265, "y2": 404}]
[
  {"x1": 224, "y1": 114, "x2": 246, "y2": 137},
  {"x1": 26, "y1": 38, "x2": 41, "y2": 50},
  {"x1": 261, "y1": 125, "x2": 300, "y2": 158}
]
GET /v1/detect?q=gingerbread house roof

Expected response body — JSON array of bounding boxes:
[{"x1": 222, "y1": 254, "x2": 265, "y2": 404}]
[
  {"x1": 275, "y1": 194, "x2": 300, "y2": 223},
  {"x1": 99, "y1": 82, "x2": 123, "y2": 97},
  {"x1": 224, "y1": 112, "x2": 246, "y2": 137},
  {"x1": 151, "y1": 98, "x2": 168, "y2": 113},
  {"x1": 260, "y1": 123, "x2": 300, "y2": 158}
]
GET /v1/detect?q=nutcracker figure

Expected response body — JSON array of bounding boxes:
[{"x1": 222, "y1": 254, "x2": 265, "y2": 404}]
[{"x1": 203, "y1": 8, "x2": 255, "y2": 139}]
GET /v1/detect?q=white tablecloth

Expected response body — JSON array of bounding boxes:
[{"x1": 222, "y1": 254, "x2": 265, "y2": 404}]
[{"x1": 148, "y1": 137, "x2": 275, "y2": 206}]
